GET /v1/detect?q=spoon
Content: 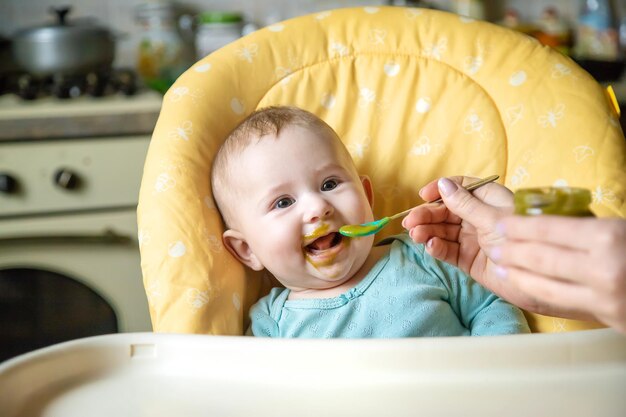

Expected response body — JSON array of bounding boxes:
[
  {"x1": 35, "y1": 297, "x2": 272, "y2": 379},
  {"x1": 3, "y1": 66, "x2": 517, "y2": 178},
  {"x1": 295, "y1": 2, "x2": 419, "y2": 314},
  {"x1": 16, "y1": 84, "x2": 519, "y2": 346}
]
[{"x1": 339, "y1": 175, "x2": 500, "y2": 238}]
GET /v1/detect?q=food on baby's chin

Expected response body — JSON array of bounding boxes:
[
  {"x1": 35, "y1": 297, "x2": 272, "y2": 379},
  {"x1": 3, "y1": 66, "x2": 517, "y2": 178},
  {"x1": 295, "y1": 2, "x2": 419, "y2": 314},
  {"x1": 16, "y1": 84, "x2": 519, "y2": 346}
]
[{"x1": 304, "y1": 233, "x2": 345, "y2": 269}]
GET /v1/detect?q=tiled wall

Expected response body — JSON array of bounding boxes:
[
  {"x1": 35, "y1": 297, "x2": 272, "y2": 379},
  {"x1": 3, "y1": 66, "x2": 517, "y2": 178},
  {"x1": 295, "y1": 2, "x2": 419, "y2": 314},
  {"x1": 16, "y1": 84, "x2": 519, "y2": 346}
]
[{"x1": 0, "y1": 0, "x2": 593, "y2": 69}]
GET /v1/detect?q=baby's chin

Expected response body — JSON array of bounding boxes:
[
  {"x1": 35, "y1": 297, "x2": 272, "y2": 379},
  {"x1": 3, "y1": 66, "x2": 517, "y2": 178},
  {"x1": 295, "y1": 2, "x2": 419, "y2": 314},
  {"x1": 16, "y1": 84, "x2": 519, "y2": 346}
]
[
  {"x1": 308, "y1": 253, "x2": 370, "y2": 287},
  {"x1": 275, "y1": 263, "x2": 360, "y2": 293},
  {"x1": 271, "y1": 238, "x2": 373, "y2": 293}
]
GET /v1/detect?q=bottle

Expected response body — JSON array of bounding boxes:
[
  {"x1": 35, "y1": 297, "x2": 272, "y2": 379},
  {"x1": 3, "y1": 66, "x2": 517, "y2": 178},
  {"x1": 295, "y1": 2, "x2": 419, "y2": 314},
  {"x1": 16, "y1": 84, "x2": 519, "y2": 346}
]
[
  {"x1": 195, "y1": 12, "x2": 243, "y2": 60},
  {"x1": 453, "y1": 0, "x2": 485, "y2": 21},
  {"x1": 618, "y1": 0, "x2": 626, "y2": 59},
  {"x1": 499, "y1": 8, "x2": 522, "y2": 30},
  {"x1": 498, "y1": 8, "x2": 538, "y2": 38},
  {"x1": 534, "y1": 7, "x2": 572, "y2": 56},
  {"x1": 574, "y1": 0, "x2": 621, "y2": 62},
  {"x1": 135, "y1": 1, "x2": 191, "y2": 94},
  {"x1": 514, "y1": 187, "x2": 594, "y2": 217}
]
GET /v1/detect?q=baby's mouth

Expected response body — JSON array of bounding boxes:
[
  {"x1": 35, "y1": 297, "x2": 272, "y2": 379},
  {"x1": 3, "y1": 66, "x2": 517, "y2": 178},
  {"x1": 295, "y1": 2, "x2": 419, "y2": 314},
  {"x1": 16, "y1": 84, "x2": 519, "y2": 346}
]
[{"x1": 305, "y1": 232, "x2": 343, "y2": 254}]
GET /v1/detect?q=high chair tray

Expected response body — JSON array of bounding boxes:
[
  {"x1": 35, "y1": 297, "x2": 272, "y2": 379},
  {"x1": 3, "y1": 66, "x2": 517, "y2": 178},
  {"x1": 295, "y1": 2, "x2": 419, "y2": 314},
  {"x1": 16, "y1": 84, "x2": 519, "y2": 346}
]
[{"x1": 0, "y1": 330, "x2": 625, "y2": 416}]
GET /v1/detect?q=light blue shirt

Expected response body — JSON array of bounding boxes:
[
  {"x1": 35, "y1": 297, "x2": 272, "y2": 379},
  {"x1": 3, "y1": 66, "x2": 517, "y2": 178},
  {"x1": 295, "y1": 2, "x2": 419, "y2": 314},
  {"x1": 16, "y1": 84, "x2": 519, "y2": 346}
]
[{"x1": 250, "y1": 234, "x2": 530, "y2": 338}]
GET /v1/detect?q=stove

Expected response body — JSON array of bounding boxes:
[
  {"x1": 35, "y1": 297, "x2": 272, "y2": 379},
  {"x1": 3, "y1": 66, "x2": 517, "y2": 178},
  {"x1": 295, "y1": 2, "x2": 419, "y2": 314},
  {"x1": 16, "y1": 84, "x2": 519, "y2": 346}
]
[
  {"x1": 0, "y1": 68, "x2": 138, "y2": 100},
  {"x1": 0, "y1": 86, "x2": 162, "y2": 362},
  {"x1": 0, "y1": 87, "x2": 161, "y2": 141}
]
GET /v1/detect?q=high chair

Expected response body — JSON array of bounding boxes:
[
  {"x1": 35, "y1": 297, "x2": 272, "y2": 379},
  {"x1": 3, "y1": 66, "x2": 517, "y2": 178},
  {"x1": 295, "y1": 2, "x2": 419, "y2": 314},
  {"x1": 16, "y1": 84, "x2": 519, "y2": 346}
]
[
  {"x1": 138, "y1": 6, "x2": 625, "y2": 335},
  {"x1": 131, "y1": 6, "x2": 626, "y2": 414}
]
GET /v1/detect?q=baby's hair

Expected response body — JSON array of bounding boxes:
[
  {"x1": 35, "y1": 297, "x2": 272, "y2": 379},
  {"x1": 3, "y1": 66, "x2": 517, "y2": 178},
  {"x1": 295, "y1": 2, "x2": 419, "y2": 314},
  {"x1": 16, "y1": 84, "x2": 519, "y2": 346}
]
[{"x1": 211, "y1": 106, "x2": 340, "y2": 227}]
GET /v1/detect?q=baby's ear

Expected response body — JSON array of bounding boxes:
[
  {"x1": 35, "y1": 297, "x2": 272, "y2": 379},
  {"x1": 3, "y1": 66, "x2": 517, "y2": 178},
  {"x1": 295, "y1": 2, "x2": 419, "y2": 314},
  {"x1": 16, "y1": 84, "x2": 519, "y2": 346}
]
[
  {"x1": 222, "y1": 229, "x2": 264, "y2": 271},
  {"x1": 360, "y1": 175, "x2": 374, "y2": 208}
]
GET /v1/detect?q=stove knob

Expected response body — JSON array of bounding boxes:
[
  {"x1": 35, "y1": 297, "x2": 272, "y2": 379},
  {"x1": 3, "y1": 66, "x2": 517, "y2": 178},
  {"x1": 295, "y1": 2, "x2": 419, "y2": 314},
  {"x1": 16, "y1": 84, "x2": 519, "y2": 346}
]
[
  {"x1": 114, "y1": 69, "x2": 137, "y2": 96},
  {"x1": 85, "y1": 71, "x2": 108, "y2": 97},
  {"x1": 16, "y1": 74, "x2": 39, "y2": 100},
  {"x1": 0, "y1": 173, "x2": 18, "y2": 194},
  {"x1": 53, "y1": 168, "x2": 80, "y2": 190}
]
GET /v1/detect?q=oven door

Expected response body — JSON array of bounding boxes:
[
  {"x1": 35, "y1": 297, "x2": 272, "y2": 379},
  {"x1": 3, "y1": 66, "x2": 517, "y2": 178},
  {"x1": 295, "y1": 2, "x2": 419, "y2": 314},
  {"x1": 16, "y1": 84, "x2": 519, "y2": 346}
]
[{"x1": 0, "y1": 209, "x2": 151, "y2": 362}]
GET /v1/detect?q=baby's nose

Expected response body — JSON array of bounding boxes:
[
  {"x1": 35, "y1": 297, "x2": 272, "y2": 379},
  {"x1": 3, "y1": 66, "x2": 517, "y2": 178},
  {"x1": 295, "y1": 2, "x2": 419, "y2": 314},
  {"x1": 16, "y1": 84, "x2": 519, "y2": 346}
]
[{"x1": 304, "y1": 197, "x2": 334, "y2": 223}]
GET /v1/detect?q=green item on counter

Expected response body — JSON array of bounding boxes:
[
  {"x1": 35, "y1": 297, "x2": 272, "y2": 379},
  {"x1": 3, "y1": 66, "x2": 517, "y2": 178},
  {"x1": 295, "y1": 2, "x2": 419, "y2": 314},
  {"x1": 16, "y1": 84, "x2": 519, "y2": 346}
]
[
  {"x1": 198, "y1": 11, "x2": 243, "y2": 24},
  {"x1": 514, "y1": 187, "x2": 594, "y2": 217},
  {"x1": 144, "y1": 78, "x2": 173, "y2": 95}
]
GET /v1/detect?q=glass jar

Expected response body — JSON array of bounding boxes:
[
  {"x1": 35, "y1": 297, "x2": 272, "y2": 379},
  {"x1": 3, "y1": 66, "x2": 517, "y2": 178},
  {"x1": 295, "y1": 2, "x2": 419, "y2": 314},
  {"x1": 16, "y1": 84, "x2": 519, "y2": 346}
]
[
  {"x1": 453, "y1": 0, "x2": 485, "y2": 21},
  {"x1": 195, "y1": 12, "x2": 243, "y2": 59},
  {"x1": 534, "y1": 7, "x2": 572, "y2": 56},
  {"x1": 135, "y1": 1, "x2": 190, "y2": 94},
  {"x1": 574, "y1": 0, "x2": 621, "y2": 61},
  {"x1": 514, "y1": 186, "x2": 601, "y2": 333},
  {"x1": 514, "y1": 187, "x2": 594, "y2": 217}
]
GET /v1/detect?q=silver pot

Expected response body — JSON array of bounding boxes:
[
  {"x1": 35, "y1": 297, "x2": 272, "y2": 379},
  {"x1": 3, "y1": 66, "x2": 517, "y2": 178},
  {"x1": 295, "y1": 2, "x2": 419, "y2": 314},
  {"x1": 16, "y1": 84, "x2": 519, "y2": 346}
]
[{"x1": 12, "y1": 6, "x2": 115, "y2": 76}]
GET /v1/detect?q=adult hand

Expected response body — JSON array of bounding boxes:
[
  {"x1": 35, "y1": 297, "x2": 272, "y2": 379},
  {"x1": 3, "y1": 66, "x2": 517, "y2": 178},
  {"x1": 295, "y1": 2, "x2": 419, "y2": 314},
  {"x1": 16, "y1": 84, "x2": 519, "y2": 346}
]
[
  {"x1": 494, "y1": 216, "x2": 626, "y2": 333},
  {"x1": 402, "y1": 176, "x2": 530, "y2": 308},
  {"x1": 404, "y1": 176, "x2": 626, "y2": 333}
]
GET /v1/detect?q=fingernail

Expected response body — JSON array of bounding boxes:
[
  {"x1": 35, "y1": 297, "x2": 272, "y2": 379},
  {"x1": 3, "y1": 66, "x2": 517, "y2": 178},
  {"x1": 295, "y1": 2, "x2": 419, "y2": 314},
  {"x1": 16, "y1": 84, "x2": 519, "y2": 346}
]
[
  {"x1": 438, "y1": 177, "x2": 458, "y2": 197},
  {"x1": 426, "y1": 238, "x2": 434, "y2": 248},
  {"x1": 490, "y1": 247, "x2": 501, "y2": 262},
  {"x1": 495, "y1": 265, "x2": 508, "y2": 280}
]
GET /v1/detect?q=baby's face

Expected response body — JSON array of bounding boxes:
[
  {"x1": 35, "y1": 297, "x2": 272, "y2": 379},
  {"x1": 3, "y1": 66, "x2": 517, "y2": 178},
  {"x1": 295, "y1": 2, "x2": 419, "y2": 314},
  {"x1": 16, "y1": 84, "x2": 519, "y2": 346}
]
[{"x1": 228, "y1": 125, "x2": 375, "y2": 292}]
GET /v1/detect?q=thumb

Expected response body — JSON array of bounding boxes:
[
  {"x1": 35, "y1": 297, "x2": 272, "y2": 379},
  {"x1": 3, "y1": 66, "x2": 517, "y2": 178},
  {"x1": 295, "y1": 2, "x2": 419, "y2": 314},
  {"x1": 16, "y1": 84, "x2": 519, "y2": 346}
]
[{"x1": 437, "y1": 177, "x2": 497, "y2": 230}]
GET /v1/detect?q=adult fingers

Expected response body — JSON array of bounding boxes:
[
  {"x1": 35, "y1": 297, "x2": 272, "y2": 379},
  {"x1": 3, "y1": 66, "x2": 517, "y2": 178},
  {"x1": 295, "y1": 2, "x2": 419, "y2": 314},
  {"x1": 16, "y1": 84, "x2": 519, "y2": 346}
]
[
  {"x1": 494, "y1": 241, "x2": 592, "y2": 285},
  {"x1": 419, "y1": 175, "x2": 467, "y2": 202},
  {"x1": 408, "y1": 223, "x2": 462, "y2": 244},
  {"x1": 437, "y1": 177, "x2": 502, "y2": 231},
  {"x1": 502, "y1": 266, "x2": 597, "y2": 321},
  {"x1": 402, "y1": 203, "x2": 459, "y2": 229},
  {"x1": 424, "y1": 237, "x2": 461, "y2": 266},
  {"x1": 499, "y1": 216, "x2": 618, "y2": 251}
]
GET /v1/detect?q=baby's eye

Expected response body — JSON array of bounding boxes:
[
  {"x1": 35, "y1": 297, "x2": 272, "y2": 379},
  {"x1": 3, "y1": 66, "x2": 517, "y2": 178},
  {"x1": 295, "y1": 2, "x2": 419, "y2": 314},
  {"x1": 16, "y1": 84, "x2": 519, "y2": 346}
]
[
  {"x1": 321, "y1": 179, "x2": 338, "y2": 191},
  {"x1": 274, "y1": 197, "x2": 295, "y2": 209}
]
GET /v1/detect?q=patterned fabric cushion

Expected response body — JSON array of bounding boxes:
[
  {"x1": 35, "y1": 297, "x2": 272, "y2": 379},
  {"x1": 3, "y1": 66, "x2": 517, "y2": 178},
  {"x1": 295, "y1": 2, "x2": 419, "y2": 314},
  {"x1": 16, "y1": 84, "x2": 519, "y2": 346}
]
[{"x1": 137, "y1": 6, "x2": 626, "y2": 335}]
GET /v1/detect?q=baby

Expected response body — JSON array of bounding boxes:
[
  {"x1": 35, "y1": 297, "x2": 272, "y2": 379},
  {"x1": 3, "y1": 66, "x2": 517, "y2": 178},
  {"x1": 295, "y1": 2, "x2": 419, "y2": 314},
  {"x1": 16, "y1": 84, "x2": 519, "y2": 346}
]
[{"x1": 211, "y1": 106, "x2": 530, "y2": 338}]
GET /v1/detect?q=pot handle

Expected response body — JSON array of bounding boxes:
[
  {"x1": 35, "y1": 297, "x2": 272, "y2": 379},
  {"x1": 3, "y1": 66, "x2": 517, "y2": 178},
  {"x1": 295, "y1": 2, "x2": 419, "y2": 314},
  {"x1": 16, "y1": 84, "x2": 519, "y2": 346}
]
[{"x1": 50, "y1": 5, "x2": 71, "y2": 25}]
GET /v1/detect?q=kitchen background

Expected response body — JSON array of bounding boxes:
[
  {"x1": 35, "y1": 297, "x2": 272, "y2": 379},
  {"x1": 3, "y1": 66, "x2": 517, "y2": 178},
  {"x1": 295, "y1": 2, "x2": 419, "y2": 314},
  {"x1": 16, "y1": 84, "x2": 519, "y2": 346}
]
[
  {"x1": 1, "y1": 0, "x2": 625, "y2": 362},
  {"x1": 0, "y1": 0, "x2": 625, "y2": 74},
  {"x1": 2, "y1": 0, "x2": 626, "y2": 105}
]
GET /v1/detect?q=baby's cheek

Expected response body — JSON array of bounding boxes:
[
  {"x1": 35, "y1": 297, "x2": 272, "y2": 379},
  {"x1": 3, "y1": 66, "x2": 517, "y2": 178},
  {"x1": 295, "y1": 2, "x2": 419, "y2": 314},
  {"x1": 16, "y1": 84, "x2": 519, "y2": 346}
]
[
  {"x1": 360, "y1": 192, "x2": 375, "y2": 216},
  {"x1": 347, "y1": 197, "x2": 373, "y2": 224},
  {"x1": 267, "y1": 226, "x2": 300, "y2": 256},
  {"x1": 352, "y1": 234, "x2": 374, "y2": 257}
]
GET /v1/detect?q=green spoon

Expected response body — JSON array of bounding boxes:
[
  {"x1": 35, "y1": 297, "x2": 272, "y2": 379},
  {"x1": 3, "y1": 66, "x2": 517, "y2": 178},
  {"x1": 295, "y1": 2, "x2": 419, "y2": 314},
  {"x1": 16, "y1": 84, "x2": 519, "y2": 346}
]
[{"x1": 339, "y1": 175, "x2": 500, "y2": 238}]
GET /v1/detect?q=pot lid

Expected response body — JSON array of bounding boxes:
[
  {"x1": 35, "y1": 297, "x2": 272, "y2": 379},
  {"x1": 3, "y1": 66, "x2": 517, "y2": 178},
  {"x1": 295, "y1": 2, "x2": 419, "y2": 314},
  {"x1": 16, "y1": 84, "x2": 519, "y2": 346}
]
[{"x1": 14, "y1": 6, "x2": 111, "y2": 42}]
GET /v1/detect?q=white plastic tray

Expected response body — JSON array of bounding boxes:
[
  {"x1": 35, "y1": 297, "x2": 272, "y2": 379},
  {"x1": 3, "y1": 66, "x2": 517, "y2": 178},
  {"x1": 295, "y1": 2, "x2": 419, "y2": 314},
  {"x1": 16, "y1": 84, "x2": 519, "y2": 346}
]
[{"x1": 1, "y1": 330, "x2": 625, "y2": 416}]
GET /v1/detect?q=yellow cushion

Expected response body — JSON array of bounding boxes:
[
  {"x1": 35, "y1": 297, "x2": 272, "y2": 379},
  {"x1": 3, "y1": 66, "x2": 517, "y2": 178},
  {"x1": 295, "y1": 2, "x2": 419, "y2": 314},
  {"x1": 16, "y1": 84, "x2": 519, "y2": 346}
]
[{"x1": 137, "y1": 6, "x2": 626, "y2": 335}]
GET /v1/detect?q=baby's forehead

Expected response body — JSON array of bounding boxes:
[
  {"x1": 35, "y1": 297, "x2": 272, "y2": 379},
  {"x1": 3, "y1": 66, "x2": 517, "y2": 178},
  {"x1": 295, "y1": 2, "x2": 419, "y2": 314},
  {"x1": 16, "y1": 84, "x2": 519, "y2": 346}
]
[
  {"x1": 224, "y1": 122, "x2": 355, "y2": 177},
  {"x1": 239, "y1": 124, "x2": 331, "y2": 151}
]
